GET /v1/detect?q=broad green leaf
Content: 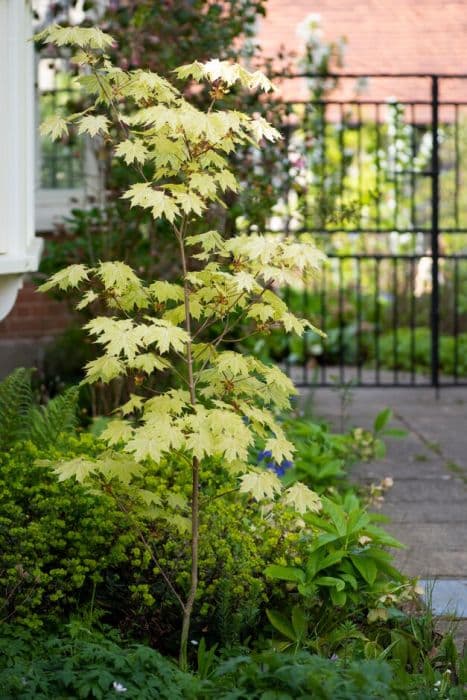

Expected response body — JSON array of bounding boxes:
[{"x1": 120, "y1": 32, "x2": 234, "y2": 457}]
[
  {"x1": 350, "y1": 554, "x2": 378, "y2": 585},
  {"x1": 291, "y1": 606, "x2": 308, "y2": 641},
  {"x1": 314, "y1": 576, "x2": 345, "y2": 592},
  {"x1": 322, "y1": 498, "x2": 348, "y2": 537},
  {"x1": 264, "y1": 565, "x2": 305, "y2": 585},
  {"x1": 374, "y1": 408, "x2": 393, "y2": 433},
  {"x1": 266, "y1": 610, "x2": 297, "y2": 642}
]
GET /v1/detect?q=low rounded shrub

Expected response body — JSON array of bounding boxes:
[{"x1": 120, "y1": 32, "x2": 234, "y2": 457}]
[
  {"x1": 0, "y1": 436, "x2": 134, "y2": 629},
  {"x1": 0, "y1": 436, "x2": 295, "y2": 651}
]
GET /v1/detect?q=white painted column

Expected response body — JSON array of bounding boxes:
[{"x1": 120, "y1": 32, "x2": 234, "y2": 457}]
[{"x1": 0, "y1": 0, "x2": 42, "y2": 320}]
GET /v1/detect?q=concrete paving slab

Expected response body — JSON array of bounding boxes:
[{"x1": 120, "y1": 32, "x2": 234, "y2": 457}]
[
  {"x1": 385, "y1": 524, "x2": 467, "y2": 551},
  {"x1": 391, "y1": 548, "x2": 467, "y2": 578},
  {"x1": 387, "y1": 478, "x2": 466, "y2": 503},
  {"x1": 379, "y1": 502, "x2": 467, "y2": 523},
  {"x1": 420, "y1": 579, "x2": 467, "y2": 617}
]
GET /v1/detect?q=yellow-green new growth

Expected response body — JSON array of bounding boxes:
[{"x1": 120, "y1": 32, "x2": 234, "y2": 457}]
[{"x1": 37, "y1": 24, "x2": 324, "y2": 669}]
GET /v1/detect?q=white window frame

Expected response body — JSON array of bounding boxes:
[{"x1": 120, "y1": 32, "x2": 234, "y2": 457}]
[{"x1": 34, "y1": 0, "x2": 107, "y2": 232}]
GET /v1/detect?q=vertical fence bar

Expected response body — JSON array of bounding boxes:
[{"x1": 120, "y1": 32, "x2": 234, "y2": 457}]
[
  {"x1": 454, "y1": 104, "x2": 460, "y2": 229},
  {"x1": 374, "y1": 257, "x2": 381, "y2": 384},
  {"x1": 356, "y1": 257, "x2": 362, "y2": 385},
  {"x1": 410, "y1": 257, "x2": 416, "y2": 384},
  {"x1": 453, "y1": 258, "x2": 459, "y2": 383},
  {"x1": 392, "y1": 257, "x2": 399, "y2": 384},
  {"x1": 431, "y1": 76, "x2": 440, "y2": 393},
  {"x1": 338, "y1": 259, "x2": 345, "y2": 384},
  {"x1": 375, "y1": 103, "x2": 381, "y2": 230},
  {"x1": 321, "y1": 264, "x2": 327, "y2": 385}
]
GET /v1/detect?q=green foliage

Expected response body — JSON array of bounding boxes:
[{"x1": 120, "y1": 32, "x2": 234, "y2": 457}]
[
  {"x1": 0, "y1": 437, "x2": 133, "y2": 629},
  {"x1": 0, "y1": 624, "x2": 200, "y2": 700},
  {"x1": 2, "y1": 626, "x2": 463, "y2": 699},
  {"x1": 0, "y1": 368, "x2": 33, "y2": 450},
  {"x1": 0, "y1": 434, "x2": 287, "y2": 649},
  {"x1": 208, "y1": 649, "x2": 403, "y2": 699},
  {"x1": 265, "y1": 493, "x2": 405, "y2": 625},
  {"x1": 378, "y1": 328, "x2": 467, "y2": 377},
  {"x1": 0, "y1": 369, "x2": 79, "y2": 451},
  {"x1": 281, "y1": 418, "x2": 352, "y2": 491}
]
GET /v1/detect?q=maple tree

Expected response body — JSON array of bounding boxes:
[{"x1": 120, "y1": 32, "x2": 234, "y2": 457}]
[{"x1": 37, "y1": 24, "x2": 324, "y2": 668}]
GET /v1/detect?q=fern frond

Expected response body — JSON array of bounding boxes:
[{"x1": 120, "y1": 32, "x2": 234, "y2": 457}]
[
  {"x1": 0, "y1": 368, "x2": 34, "y2": 450},
  {"x1": 28, "y1": 387, "x2": 80, "y2": 450}
]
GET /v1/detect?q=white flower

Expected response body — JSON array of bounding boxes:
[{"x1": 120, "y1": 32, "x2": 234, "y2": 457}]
[
  {"x1": 190, "y1": 639, "x2": 199, "y2": 645},
  {"x1": 112, "y1": 681, "x2": 128, "y2": 693},
  {"x1": 296, "y1": 13, "x2": 322, "y2": 41}
]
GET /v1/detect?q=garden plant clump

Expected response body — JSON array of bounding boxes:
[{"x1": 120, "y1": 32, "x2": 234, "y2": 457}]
[{"x1": 0, "y1": 22, "x2": 464, "y2": 698}]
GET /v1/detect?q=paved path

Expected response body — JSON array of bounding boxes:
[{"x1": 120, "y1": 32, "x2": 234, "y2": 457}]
[{"x1": 303, "y1": 386, "x2": 467, "y2": 646}]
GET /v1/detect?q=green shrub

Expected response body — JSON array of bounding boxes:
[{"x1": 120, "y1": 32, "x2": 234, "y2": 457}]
[
  {"x1": 0, "y1": 436, "x2": 294, "y2": 650},
  {"x1": 0, "y1": 437, "x2": 133, "y2": 629}
]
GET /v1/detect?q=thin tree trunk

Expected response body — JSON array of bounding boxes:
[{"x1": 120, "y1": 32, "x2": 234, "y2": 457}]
[{"x1": 177, "y1": 221, "x2": 200, "y2": 670}]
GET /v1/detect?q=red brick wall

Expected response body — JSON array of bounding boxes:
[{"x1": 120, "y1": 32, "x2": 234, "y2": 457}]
[
  {"x1": 257, "y1": 0, "x2": 467, "y2": 103},
  {"x1": 0, "y1": 282, "x2": 73, "y2": 340},
  {"x1": 258, "y1": 0, "x2": 467, "y2": 75}
]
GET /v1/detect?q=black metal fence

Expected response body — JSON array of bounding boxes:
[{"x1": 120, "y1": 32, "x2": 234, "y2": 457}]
[{"x1": 272, "y1": 74, "x2": 467, "y2": 388}]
